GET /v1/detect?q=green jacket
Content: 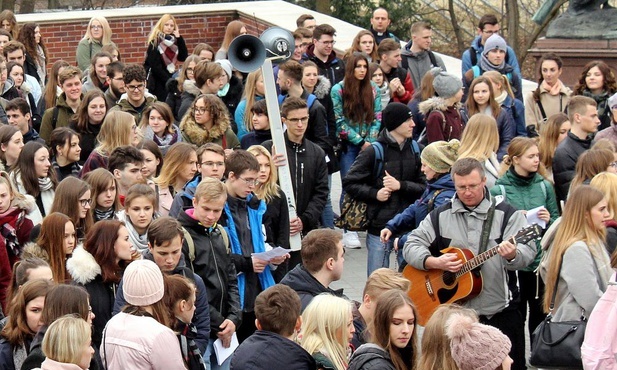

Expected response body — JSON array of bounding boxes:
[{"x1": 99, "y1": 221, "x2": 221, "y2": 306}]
[
  {"x1": 40, "y1": 93, "x2": 79, "y2": 144},
  {"x1": 490, "y1": 167, "x2": 559, "y2": 270},
  {"x1": 110, "y1": 96, "x2": 157, "y2": 124}
]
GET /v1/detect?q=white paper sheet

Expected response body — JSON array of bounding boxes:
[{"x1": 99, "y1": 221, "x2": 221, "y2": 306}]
[
  {"x1": 213, "y1": 332, "x2": 239, "y2": 365},
  {"x1": 251, "y1": 246, "x2": 289, "y2": 261},
  {"x1": 526, "y1": 206, "x2": 547, "y2": 229}
]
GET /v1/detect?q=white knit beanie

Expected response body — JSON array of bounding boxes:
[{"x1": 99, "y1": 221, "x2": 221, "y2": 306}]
[{"x1": 123, "y1": 260, "x2": 165, "y2": 306}]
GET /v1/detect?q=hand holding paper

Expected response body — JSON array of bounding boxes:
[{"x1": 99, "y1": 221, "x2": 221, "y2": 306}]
[{"x1": 526, "y1": 206, "x2": 548, "y2": 229}]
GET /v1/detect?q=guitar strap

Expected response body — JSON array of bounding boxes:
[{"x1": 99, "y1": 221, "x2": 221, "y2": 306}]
[{"x1": 473, "y1": 198, "x2": 496, "y2": 276}]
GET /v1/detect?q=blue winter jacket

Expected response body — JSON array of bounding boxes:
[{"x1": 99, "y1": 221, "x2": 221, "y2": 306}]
[{"x1": 501, "y1": 95, "x2": 526, "y2": 137}]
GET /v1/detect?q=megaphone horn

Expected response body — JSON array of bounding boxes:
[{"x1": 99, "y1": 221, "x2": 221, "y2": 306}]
[{"x1": 228, "y1": 34, "x2": 266, "y2": 73}]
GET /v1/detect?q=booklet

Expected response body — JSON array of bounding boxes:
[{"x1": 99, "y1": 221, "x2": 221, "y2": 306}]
[{"x1": 213, "y1": 332, "x2": 239, "y2": 365}]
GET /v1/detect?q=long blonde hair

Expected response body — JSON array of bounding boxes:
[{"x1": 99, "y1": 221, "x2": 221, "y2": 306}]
[
  {"x1": 458, "y1": 114, "x2": 499, "y2": 161},
  {"x1": 241, "y1": 69, "x2": 264, "y2": 131},
  {"x1": 247, "y1": 145, "x2": 279, "y2": 203},
  {"x1": 543, "y1": 185, "x2": 607, "y2": 312},
  {"x1": 95, "y1": 111, "x2": 134, "y2": 156},
  {"x1": 301, "y1": 294, "x2": 351, "y2": 370},
  {"x1": 483, "y1": 70, "x2": 515, "y2": 98},
  {"x1": 590, "y1": 172, "x2": 617, "y2": 222},
  {"x1": 147, "y1": 14, "x2": 177, "y2": 46},
  {"x1": 154, "y1": 142, "x2": 197, "y2": 189},
  {"x1": 83, "y1": 16, "x2": 112, "y2": 45}
]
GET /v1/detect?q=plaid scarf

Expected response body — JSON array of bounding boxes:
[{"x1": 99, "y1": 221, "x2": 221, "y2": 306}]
[{"x1": 158, "y1": 33, "x2": 179, "y2": 74}]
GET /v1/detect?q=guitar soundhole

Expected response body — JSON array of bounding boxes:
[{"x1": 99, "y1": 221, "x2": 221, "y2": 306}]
[{"x1": 443, "y1": 271, "x2": 456, "y2": 286}]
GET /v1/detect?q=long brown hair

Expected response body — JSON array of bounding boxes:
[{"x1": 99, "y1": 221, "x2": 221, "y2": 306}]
[
  {"x1": 17, "y1": 23, "x2": 47, "y2": 70},
  {"x1": 573, "y1": 60, "x2": 617, "y2": 95},
  {"x1": 342, "y1": 53, "x2": 375, "y2": 124},
  {"x1": 465, "y1": 76, "x2": 501, "y2": 119},
  {"x1": 37, "y1": 212, "x2": 73, "y2": 283},
  {"x1": 82, "y1": 168, "x2": 120, "y2": 212},
  {"x1": 344, "y1": 30, "x2": 378, "y2": 62},
  {"x1": 84, "y1": 220, "x2": 127, "y2": 283},
  {"x1": 569, "y1": 149, "x2": 614, "y2": 192},
  {"x1": 13, "y1": 141, "x2": 58, "y2": 197},
  {"x1": 44, "y1": 60, "x2": 70, "y2": 109},
  {"x1": 42, "y1": 284, "x2": 90, "y2": 324},
  {"x1": 163, "y1": 274, "x2": 195, "y2": 327},
  {"x1": 533, "y1": 53, "x2": 563, "y2": 102},
  {"x1": 51, "y1": 177, "x2": 93, "y2": 237},
  {"x1": 538, "y1": 112, "x2": 569, "y2": 170},
  {"x1": 73, "y1": 89, "x2": 108, "y2": 133},
  {"x1": 1, "y1": 279, "x2": 53, "y2": 346}
]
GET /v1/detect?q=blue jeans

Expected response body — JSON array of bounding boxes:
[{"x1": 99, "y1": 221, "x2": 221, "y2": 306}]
[
  {"x1": 204, "y1": 339, "x2": 231, "y2": 370},
  {"x1": 339, "y1": 143, "x2": 361, "y2": 207},
  {"x1": 321, "y1": 174, "x2": 334, "y2": 228},
  {"x1": 366, "y1": 233, "x2": 404, "y2": 276}
]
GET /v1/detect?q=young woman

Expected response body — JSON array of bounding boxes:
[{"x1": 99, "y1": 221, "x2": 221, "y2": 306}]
[
  {"x1": 344, "y1": 30, "x2": 379, "y2": 62},
  {"x1": 6, "y1": 257, "x2": 52, "y2": 308},
  {"x1": 49, "y1": 127, "x2": 82, "y2": 181},
  {"x1": 21, "y1": 212, "x2": 74, "y2": 283},
  {"x1": 49, "y1": 177, "x2": 93, "y2": 242},
  {"x1": 573, "y1": 60, "x2": 617, "y2": 131},
  {"x1": 419, "y1": 67, "x2": 464, "y2": 144},
  {"x1": 117, "y1": 184, "x2": 157, "y2": 254},
  {"x1": 462, "y1": 76, "x2": 514, "y2": 160},
  {"x1": 7, "y1": 62, "x2": 39, "y2": 121},
  {"x1": 370, "y1": 63, "x2": 390, "y2": 108},
  {"x1": 490, "y1": 137, "x2": 559, "y2": 340},
  {"x1": 484, "y1": 70, "x2": 526, "y2": 137},
  {"x1": 457, "y1": 114, "x2": 500, "y2": 188},
  {"x1": 235, "y1": 69, "x2": 264, "y2": 139},
  {"x1": 38, "y1": 316, "x2": 94, "y2": 370},
  {"x1": 16, "y1": 23, "x2": 47, "y2": 89},
  {"x1": 70, "y1": 90, "x2": 108, "y2": 163},
  {"x1": 240, "y1": 100, "x2": 271, "y2": 149},
  {"x1": 163, "y1": 274, "x2": 205, "y2": 370},
  {"x1": 81, "y1": 51, "x2": 112, "y2": 93},
  {"x1": 43, "y1": 60, "x2": 70, "y2": 110},
  {"x1": 76, "y1": 16, "x2": 115, "y2": 72},
  {"x1": 102, "y1": 44, "x2": 120, "y2": 62},
  {"x1": 569, "y1": 149, "x2": 617, "y2": 195},
  {"x1": 0, "y1": 10, "x2": 18, "y2": 40},
  {"x1": 348, "y1": 290, "x2": 417, "y2": 370},
  {"x1": 596, "y1": 92, "x2": 617, "y2": 146},
  {"x1": 215, "y1": 20, "x2": 247, "y2": 61},
  {"x1": 0, "y1": 279, "x2": 52, "y2": 370},
  {"x1": 79, "y1": 110, "x2": 138, "y2": 177},
  {"x1": 180, "y1": 94, "x2": 240, "y2": 150},
  {"x1": 166, "y1": 54, "x2": 200, "y2": 122},
  {"x1": 247, "y1": 145, "x2": 290, "y2": 281},
  {"x1": 301, "y1": 294, "x2": 354, "y2": 370},
  {"x1": 538, "y1": 112, "x2": 571, "y2": 183},
  {"x1": 154, "y1": 142, "x2": 197, "y2": 216},
  {"x1": 20, "y1": 284, "x2": 94, "y2": 370},
  {"x1": 67, "y1": 220, "x2": 133, "y2": 351},
  {"x1": 145, "y1": 14, "x2": 188, "y2": 102},
  {"x1": 541, "y1": 185, "x2": 612, "y2": 328},
  {"x1": 136, "y1": 140, "x2": 163, "y2": 181},
  {"x1": 10, "y1": 142, "x2": 56, "y2": 223},
  {"x1": 82, "y1": 168, "x2": 120, "y2": 223},
  {"x1": 101, "y1": 259, "x2": 184, "y2": 369},
  {"x1": 193, "y1": 43, "x2": 214, "y2": 61},
  {"x1": 524, "y1": 53, "x2": 572, "y2": 135},
  {"x1": 139, "y1": 102, "x2": 182, "y2": 155},
  {"x1": 408, "y1": 70, "x2": 436, "y2": 142},
  {"x1": 590, "y1": 172, "x2": 617, "y2": 255},
  {"x1": 0, "y1": 126, "x2": 23, "y2": 171}
]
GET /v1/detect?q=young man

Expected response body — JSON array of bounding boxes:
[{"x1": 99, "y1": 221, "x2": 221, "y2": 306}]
[
  {"x1": 461, "y1": 14, "x2": 520, "y2": 76},
  {"x1": 280, "y1": 228, "x2": 345, "y2": 311},
  {"x1": 110, "y1": 63, "x2": 156, "y2": 123},
  {"x1": 377, "y1": 38, "x2": 414, "y2": 104},
  {"x1": 230, "y1": 285, "x2": 316, "y2": 369},
  {"x1": 108, "y1": 145, "x2": 145, "y2": 204},
  {"x1": 40, "y1": 66, "x2": 83, "y2": 143},
  {"x1": 178, "y1": 177, "x2": 241, "y2": 370},
  {"x1": 401, "y1": 21, "x2": 447, "y2": 90},
  {"x1": 169, "y1": 143, "x2": 226, "y2": 218},
  {"x1": 112, "y1": 216, "x2": 211, "y2": 353},
  {"x1": 6, "y1": 97, "x2": 43, "y2": 144},
  {"x1": 302, "y1": 24, "x2": 345, "y2": 86},
  {"x1": 3, "y1": 40, "x2": 42, "y2": 102},
  {"x1": 262, "y1": 97, "x2": 329, "y2": 268},
  {"x1": 553, "y1": 96, "x2": 600, "y2": 203},
  {"x1": 295, "y1": 27, "x2": 313, "y2": 51},
  {"x1": 220, "y1": 150, "x2": 287, "y2": 343},
  {"x1": 104, "y1": 61, "x2": 125, "y2": 107},
  {"x1": 296, "y1": 14, "x2": 317, "y2": 31},
  {"x1": 369, "y1": 7, "x2": 400, "y2": 44}
]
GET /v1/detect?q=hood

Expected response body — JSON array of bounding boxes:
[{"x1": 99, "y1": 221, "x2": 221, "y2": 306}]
[
  {"x1": 350, "y1": 343, "x2": 391, "y2": 368},
  {"x1": 471, "y1": 35, "x2": 483, "y2": 51},
  {"x1": 419, "y1": 96, "x2": 449, "y2": 115},
  {"x1": 312, "y1": 75, "x2": 331, "y2": 100},
  {"x1": 66, "y1": 246, "x2": 100, "y2": 285},
  {"x1": 13, "y1": 193, "x2": 38, "y2": 213},
  {"x1": 304, "y1": 43, "x2": 338, "y2": 66},
  {"x1": 180, "y1": 110, "x2": 230, "y2": 146},
  {"x1": 183, "y1": 80, "x2": 201, "y2": 97},
  {"x1": 166, "y1": 78, "x2": 179, "y2": 92},
  {"x1": 21, "y1": 242, "x2": 49, "y2": 261},
  {"x1": 401, "y1": 40, "x2": 430, "y2": 59},
  {"x1": 1, "y1": 78, "x2": 14, "y2": 95},
  {"x1": 429, "y1": 173, "x2": 455, "y2": 191},
  {"x1": 142, "y1": 248, "x2": 189, "y2": 271},
  {"x1": 281, "y1": 265, "x2": 343, "y2": 296}
]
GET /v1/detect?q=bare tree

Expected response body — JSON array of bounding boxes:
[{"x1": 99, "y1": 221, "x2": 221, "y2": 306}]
[
  {"x1": 447, "y1": 0, "x2": 466, "y2": 55},
  {"x1": 505, "y1": 0, "x2": 520, "y2": 56}
]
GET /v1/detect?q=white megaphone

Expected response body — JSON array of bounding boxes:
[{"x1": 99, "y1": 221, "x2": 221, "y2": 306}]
[{"x1": 228, "y1": 27, "x2": 295, "y2": 73}]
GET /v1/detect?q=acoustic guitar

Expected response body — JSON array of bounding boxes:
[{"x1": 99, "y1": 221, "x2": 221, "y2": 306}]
[{"x1": 402, "y1": 224, "x2": 542, "y2": 326}]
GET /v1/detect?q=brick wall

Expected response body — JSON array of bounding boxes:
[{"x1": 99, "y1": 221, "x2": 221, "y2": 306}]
[{"x1": 37, "y1": 10, "x2": 274, "y2": 69}]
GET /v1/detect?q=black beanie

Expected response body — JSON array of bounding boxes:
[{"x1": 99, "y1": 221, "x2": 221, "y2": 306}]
[{"x1": 383, "y1": 102, "x2": 413, "y2": 131}]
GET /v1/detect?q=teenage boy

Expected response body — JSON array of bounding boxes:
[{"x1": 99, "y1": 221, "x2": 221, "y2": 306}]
[
  {"x1": 104, "y1": 61, "x2": 125, "y2": 107},
  {"x1": 6, "y1": 98, "x2": 43, "y2": 144},
  {"x1": 168, "y1": 143, "x2": 226, "y2": 218},
  {"x1": 302, "y1": 24, "x2": 345, "y2": 86},
  {"x1": 378, "y1": 38, "x2": 414, "y2": 104},
  {"x1": 113, "y1": 216, "x2": 211, "y2": 353},
  {"x1": 110, "y1": 64, "x2": 156, "y2": 123},
  {"x1": 220, "y1": 150, "x2": 288, "y2": 343},
  {"x1": 108, "y1": 145, "x2": 145, "y2": 204},
  {"x1": 401, "y1": 21, "x2": 447, "y2": 89},
  {"x1": 40, "y1": 66, "x2": 83, "y2": 143},
  {"x1": 178, "y1": 177, "x2": 241, "y2": 370},
  {"x1": 230, "y1": 285, "x2": 316, "y2": 369},
  {"x1": 296, "y1": 14, "x2": 317, "y2": 31}
]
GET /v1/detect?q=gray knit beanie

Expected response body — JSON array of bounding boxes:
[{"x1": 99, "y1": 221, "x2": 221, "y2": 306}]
[
  {"x1": 431, "y1": 67, "x2": 463, "y2": 99},
  {"x1": 483, "y1": 34, "x2": 507, "y2": 56},
  {"x1": 609, "y1": 92, "x2": 617, "y2": 110}
]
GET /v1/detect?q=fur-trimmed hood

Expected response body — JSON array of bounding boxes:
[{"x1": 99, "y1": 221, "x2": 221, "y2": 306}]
[
  {"x1": 66, "y1": 246, "x2": 101, "y2": 285},
  {"x1": 183, "y1": 80, "x2": 201, "y2": 97},
  {"x1": 13, "y1": 193, "x2": 39, "y2": 213},
  {"x1": 180, "y1": 111, "x2": 230, "y2": 146},
  {"x1": 312, "y1": 76, "x2": 331, "y2": 100},
  {"x1": 21, "y1": 242, "x2": 49, "y2": 261},
  {"x1": 419, "y1": 97, "x2": 461, "y2": 115}
]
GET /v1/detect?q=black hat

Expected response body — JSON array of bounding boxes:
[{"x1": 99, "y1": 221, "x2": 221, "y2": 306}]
[{"x1": 383, "y1": 102, "x2": 412, "y2": 131}]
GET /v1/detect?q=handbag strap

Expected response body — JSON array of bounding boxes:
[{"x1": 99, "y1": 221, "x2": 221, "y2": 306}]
[{"x1": 548, "y1": 252, "x2": 588, "y2": 319}]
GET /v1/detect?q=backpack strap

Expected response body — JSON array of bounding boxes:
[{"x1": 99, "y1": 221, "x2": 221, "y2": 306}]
[
  {"x1": 429, "y1": 201, "x2": 453, "y2": 255},
  {"x1": 217, "y1": 224, "x2": 230, "y2": 253},
  {"x1": 410, "y1": 139, "x2": 421, "y2": 172},
  {"x1": 428, "y1": 50, "x2": 438, "y2": 68},
  {"x1": 52, "y1": 106, "x2": 59, "y2": 129},
  {"x1": 537, "y1": 99, "x2": 547, "y2": 121},
  {"x1": 472, "y1": 65, "x2": 481, "y2": 78},
  {"x1": 181, "y1": 226, "x2": 195, "y2": 272},
  {"x1": 427, "y1": 189, "x2": 444, "y2": 213},
  {"x1": 469, "y1": 46, "x2": 477, "y2": 66},
  {"x1": 371, "y1": 142, "x2": 385, "y2": 181},
  {"x1": 306, "y1": 94, "x2": 317, "y2": 109}
]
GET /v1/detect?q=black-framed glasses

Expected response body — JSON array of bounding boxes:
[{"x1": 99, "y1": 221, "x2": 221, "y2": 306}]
[
  {"x1": 194, "y1": 107, "x2": 208, "y2": 114},
  {"x1": 126, "y1": 84, "x2": 145, "y2": 91},
  {"x1": 79, "y1": 198, "x2": 92, "y2": 207}
]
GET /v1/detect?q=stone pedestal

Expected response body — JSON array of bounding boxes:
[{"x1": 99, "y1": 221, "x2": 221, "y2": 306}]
[{"x1": 528, "y1": 38, "x2": 617, "y2": 88}]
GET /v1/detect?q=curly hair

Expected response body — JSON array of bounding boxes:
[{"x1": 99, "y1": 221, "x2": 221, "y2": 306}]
[
  {"x1": 17, "y1": 23, "x2": 46, "y2": 70},
  {"x1": 573, "y1": 60, "x2": 617, "y2": 95}
]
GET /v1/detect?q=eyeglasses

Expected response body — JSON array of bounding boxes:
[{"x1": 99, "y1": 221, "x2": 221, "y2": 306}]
[
  {"x1": 482, "y1": 29, "x2": 500, "y2": 35},
  {"x1": 112, "y1": 77, "x2": 124, "y2": 82},
  {"x1": 202, "y1": 161, "x2": 224, "y2": 167},
  {"x1": 79, "y1": 198, "x2": 92, "y2": 207},
  {"x1": 286, "y1": 116, "x2": 309, "y2": 125},
  {"x1": 611, "y1": 162, "x2": 617, "y2": 169},
  {"x1": 131, "y1": 124, "x2": 138, "y2": 131},
  {"x1": 455, "y1": 184, "x2": 483, "y2": 192},
  {"x1": 194, "y1": 107, "x2": 208, "y2": 114},
  {"x1": 318, "y1": 40, "x2": 336, "y2": 46},
  {"x1": 238, "y1": 177, "x2": 260, "y2": 187},
  {"x1": 126, "y1": 84, "x2": 145, "y2": 91},
  {"x1": 90, "y1": 25, "x2": 103, "y2": 30}
]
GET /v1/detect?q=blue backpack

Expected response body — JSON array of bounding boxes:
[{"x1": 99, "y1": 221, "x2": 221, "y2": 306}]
[{"x1": 371, "y1": 140, "x2": 421, "y2": 180}]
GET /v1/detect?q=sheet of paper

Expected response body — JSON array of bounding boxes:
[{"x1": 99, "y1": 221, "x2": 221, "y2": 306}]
[
  {"x1": 213, "y1": 332, "x2": 239, "y2": 365},
  {"x1": 251, "y1": 246, "x2": 289, "y2": 261},
  {"x1": 526, "y1": 206, "x2": 547, "y2": 229}
]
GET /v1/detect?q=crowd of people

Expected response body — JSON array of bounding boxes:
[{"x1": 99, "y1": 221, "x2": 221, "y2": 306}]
[{"x1": 0, "y1": 5, "x2": 613, "y2": 370}]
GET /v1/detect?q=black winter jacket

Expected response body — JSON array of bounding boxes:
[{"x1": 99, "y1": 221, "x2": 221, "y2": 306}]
[
  {"x1": 178, "y1": 210, "x2": 242, "y2": 336},
  {"x1": 262, "y1": 134, "x2": 328, "y2": 234},
  {"x1": 301, "y1": 44, "x2": 345, "y2": 86},
  {"x1": 343, "y1": 131, "x2": 426, "y2": 235},
  {"x1": 230, "y1": 330, "x2": 316, "y2": 370},
  {"x1": 311, "y1": 76, "x2": 339, "y2": 173},
  {"x1": 552, "y1": 131, "x2": 593, "y2": 203},
  {"x1": 220, "y1": 75, "x2": 243, "y2": 134},
  {"x1": 348, "y1": 344, "x2": 396, "y2": 370},
  {"x1": 280, "y1": 265, "x2": 345, "y2": 311},
  {"x1": 165, "y1": 78, "x2": 183, "y2": 122},
  {"x1": 263, "y1": 187, "x2": 290, "y2": 282},
  {"x1": 144, "y1": 36, "x2": 188, "y2": 102}
]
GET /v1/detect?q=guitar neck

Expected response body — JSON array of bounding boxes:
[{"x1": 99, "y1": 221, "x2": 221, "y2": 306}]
[{"x1": 456, "y1": 236, "x2": 514, "y2": 277}]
